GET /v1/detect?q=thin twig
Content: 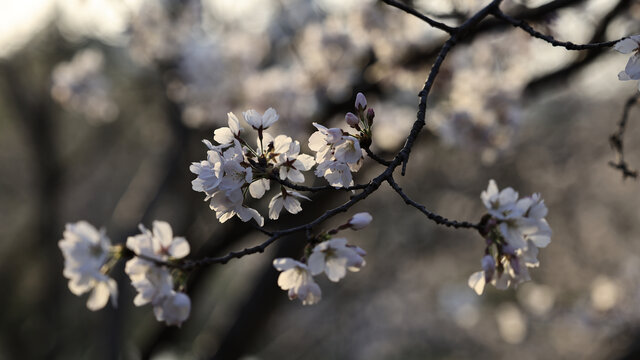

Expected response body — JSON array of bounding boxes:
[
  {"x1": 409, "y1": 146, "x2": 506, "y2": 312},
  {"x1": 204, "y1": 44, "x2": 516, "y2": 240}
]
[
  {"x1": 380, "y1": 0, "x2": 457, "y2": 34},
  {"x1": 609, "y1": 92, "x2": 639, "y2": 179},
  {"x1": 387, "y1": 176, "x2": 480, "y2": 229},
  {"x1": 364, "y1": 147, "x2": 392, "y2": 166},
  {"x1": 492, "y1": 8, "x2": 620, "y2": 50},
  {"x1": 269, "y1": 173, "x2": 370, "y2": 192}
]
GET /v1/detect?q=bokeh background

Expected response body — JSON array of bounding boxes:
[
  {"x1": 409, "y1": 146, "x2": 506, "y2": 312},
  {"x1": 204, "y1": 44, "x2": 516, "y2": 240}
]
[{"x1": 2, "y1": 0, "x2": 640, "y2": 359}]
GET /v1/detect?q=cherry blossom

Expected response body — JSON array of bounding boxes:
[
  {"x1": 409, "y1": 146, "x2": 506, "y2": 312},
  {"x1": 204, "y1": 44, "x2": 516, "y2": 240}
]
[
  {"x1": 268, "y1": 190, "x2": 311, "y2": 220},
  {"x1": 308, "y1": 238, "x2": 366, "y2": 282},
  {"x1": 273, "y1": 258, "x2": 321, "y2": 305},
  {"x1": 59, "y1": 221, "x2": 118, "y2": 310}
]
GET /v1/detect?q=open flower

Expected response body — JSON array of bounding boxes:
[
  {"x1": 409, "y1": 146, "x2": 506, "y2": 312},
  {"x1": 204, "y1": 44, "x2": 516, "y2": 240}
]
[
  {"x1": 59, "y1": 221, "x2": 118, "y2": 310},
  {"x1": 209, "y1": 189, "x2": 264, "y2": 226},
  {"x1": 273, "y1": 258, "x2": 321, "y2": 305},
  {"x1": 126, "y1": 221, "x2": 190, "y2": 262},
  {"x1": 268, "y1": 190, "x2": 310, "y2": 220},
  {"x1": 308, "y1": 238, "x2": 366, "y2": 282}
]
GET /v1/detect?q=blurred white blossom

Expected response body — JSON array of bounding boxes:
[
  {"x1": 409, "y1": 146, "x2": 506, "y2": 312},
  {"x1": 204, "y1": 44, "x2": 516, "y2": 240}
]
[{"x1": 59, "y1": 221, "x2": 118, "y2": 311}]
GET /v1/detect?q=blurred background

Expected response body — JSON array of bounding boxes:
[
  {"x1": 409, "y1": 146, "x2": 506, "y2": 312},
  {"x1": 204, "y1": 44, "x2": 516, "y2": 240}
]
[{"x1": 2, "y1": 0, "x2": 640, "y2": 359}]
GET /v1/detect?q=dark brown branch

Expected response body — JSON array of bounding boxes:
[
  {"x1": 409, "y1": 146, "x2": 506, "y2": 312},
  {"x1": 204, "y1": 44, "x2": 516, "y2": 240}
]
[
  {"x1": 609, "y1": 92, "x2": 639, "y2": 179},
  {"x1": 387, "y1": 176, "x2": 480, "y2": 229},
  {"x1": 381, "y1": 0, "x2": 457, "y2": 34},
  {"x1": 492, "y1": 8, "x2": 620, "y2": 50},
  {"x1": 269, "y1": 173, "x2": 370, "y2": 192},
  {"x1": 364, "y1": 147, "x2": 392, "y2": 166}
]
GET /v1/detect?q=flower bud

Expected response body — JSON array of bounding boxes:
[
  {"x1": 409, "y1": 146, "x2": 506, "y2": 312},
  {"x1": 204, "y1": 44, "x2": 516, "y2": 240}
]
[
  {"x1": 348, "y1": 212, "x2": 372, "y2": 230},
  {"x1": 366, "y1": 108, "x2": 375, "y2": 125},
  {"x1": 345, "y1": 112, "x2": 359, "y2": 127},
  {"x1": 355, "y1": 92, "x2": 367, "y2": 111}
]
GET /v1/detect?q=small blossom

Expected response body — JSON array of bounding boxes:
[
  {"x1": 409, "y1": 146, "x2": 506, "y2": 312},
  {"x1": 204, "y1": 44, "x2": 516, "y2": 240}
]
[
  {"x1": 59, "y1": 221, "x2": 118, "y2": 310},
  {"x1": 273, "y1": 258, "x2": 322, "y2": 305},
  {"x1": 125, "y1": 258, "x2": 174, "y2": 306},
  {"x1": 243, "y1": 108, "x2": 279, "y2": 130},
  {"x1": 153, "y1": 291, "x2": 191, "y2": 327},
  {"x1": 481, "y1": 179, "x2": 518, "y2": 220},
  {"x1": 189, "y1": 150, "x2": 224, "y2": 198},
  {"x1": 268, "y1": 190, "x2": 311, "y2": 220},
  {"x1": 308, "y1": 238, "x2": 366, "y2": 282},
  {"x1": 308, "y1": 123, "x2": 344, "y2": 164},
  {"x1": 315, "y1": 160, "x2": 353, "y2": 188},
  {"x1": 348, "y1": 212, "x2": 372, "y2": 230},
  {"x1": 209, "y1": 189, "x2": 264, "y2": 226},
  {"x1": 334, "y1": 136, "x2": 362, "y2": 164},
  {"x1": 355, "y1": 92, "x2": 367, "y2": 110},
  {"x1": 126, "y1": 221, "x2": 190, "y2": 261}
]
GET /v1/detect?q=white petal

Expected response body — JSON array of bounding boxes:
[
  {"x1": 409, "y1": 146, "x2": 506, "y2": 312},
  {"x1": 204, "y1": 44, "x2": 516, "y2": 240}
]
[
  {"x1": 214, "y1": 127, "x2": 235, "y2": 144},
  {"x1": 262, "y1": 108, "x2": 279, "y2": 128},
  {"x1": 249, "y1": 179, "x2": 269, "y2": 199},
  {"x1": 324, "y1": 257, "x2": 348, "y2": 282},
  {"x1": 625, "y1": 53, "x2": 640, "y2": 80},
  {"x1": 287, "y1": 169, "x2": 305, "y2": 184},
  {"x1": 468, "y1": 271, "x2": 486, "y2": 295},
  {"x1": 273, "y1": 257, "x2": 300, "y2": 271},
  {"x1": 169, "y1": 237, "x2": 190, "y2": 259},
  {"x1": 87, "y1": 281, "x2": 111, "y2": 311},
  {"x1": 268, "y1": 195, "x2": 284, "y2": 220},
  {"x1": 227, "y1": 112, "x2": 241, "y2": 135},
  {"x1": 307, "y1": 252, "x2": 325, "y2": 276},
  {"x1": 615, "y1": 38, "x2": 639, "y2": 54},
  {"x1": 153, "y1": 221, "x2": 173, "y2": 249}
]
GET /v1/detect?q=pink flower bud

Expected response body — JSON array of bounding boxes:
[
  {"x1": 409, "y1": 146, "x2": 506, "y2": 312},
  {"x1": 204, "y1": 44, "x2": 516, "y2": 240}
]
[
  {"x1": 348, "y1": 212, "x2": 372, "y2": 230},
  {"x1": 355, "y1": 92, "x2": 367, "y2": 111},
  {"x1": 345, "y1": 112, "x2": 359, "y2": 126},
  {"x1": 366, "y1": 108, "x2": 375, "y2": 125}
]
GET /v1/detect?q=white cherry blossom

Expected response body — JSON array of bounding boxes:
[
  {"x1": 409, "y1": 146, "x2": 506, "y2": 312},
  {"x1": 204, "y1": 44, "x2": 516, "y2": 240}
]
[
  {"x1": 268, "y1": 190, "x2": 310, "y2": 220},
  {"x1": 153, "y1": 291, "x2": 191, "y2": 327},
  {"x1": 315, "y1": 160, "x2": 353, "y2": 188},
  {"x1": 189, "y1": 150, "x2": 224, "y2": 197},
  {"x1": 209, "y1": 189, "x2": 264, "y2": 226},
  {"x1": 273, "y1": 258, "x2": 322, "y2": 305},
  {"x1": 126, "y1": 221, "x2": 190, "y2": 261},
  {"x1": 334, "y1": 135, "x2": 362, "y2": 164},
  {"x1": 125, "y1": 257, "x2": 174, "y2": 306},
  {"x1": 308, "y1": 238, "x2": 366, "y2": 282},
  {"x1": 59, "y1": 221, "x2": 118, "y2": 310},
  {"x1": 243, "y1": 108, "x2": 279, "y2": 130}
]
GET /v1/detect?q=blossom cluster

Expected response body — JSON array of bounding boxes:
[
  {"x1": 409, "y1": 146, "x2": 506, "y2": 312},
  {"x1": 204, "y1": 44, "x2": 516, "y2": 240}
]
[
  {"x1": 273, "y1": 212, "x2": 372, "y2": 305},
  {"x1": 59, "y1": 221, "x2": 192, "y2": 327},
  {"x1": 468, "y1": 180, "x2": 552, "y2": 295},
  {"x1": 190, "y1": 93, "x2": 373, "y2": 226},
  {"x1": 615, "y1": 35, "x2": 640, "y2": 90}
]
